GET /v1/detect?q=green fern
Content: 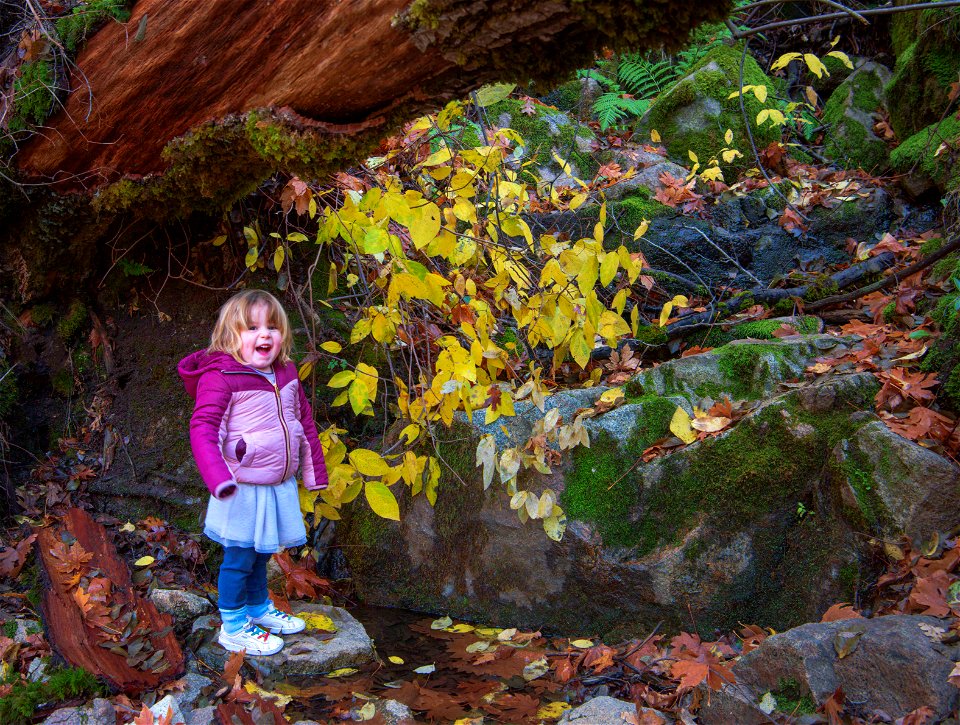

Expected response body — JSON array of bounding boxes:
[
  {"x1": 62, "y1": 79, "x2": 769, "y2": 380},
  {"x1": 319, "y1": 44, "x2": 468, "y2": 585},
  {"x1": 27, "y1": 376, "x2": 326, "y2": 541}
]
[
  {"x1": 593, "y1": 93, "x2": 651, "y2": 130},
  {"x1": 617, "y1": 53, "x2": 675, "y2": 98}
]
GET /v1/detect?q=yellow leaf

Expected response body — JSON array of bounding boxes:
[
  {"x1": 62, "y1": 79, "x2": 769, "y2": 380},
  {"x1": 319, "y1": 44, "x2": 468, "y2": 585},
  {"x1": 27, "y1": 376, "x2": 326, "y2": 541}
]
[
  {"x1": 399, "y1": 424, "x2": 420, "y2": 444},
  {"x1": 409, "y1": 202, "x2": 441, "y2": 249},
  {"x1": 273, "y1": 246, "x2": 285, "y2": 271},
  {"x1": 659, "y1": 301, "x2": 674, "y2": 328},
  {"x1": 447, "y1": 623, "x2": 475, "y2": 633},
  {"x1": 326, "y1": 667, "x2": 358, "y2": 678},
  {"x1": 570, "y1": 329, "x2": 591, "y2": 369},
  {"x1": 633, "y1": 219, "x2": 649, "y2": 240},
  {"x1": 350, "y1": 448, "x2": 390, "y2": 476},
  {"x1": 599, "y1": 252, "x2": 618, "y2": 287},
  {"x1": 242, "y1": 226, "x2": 259, "y2": 246},
  {"x1": 243, "y1": 682, "x2": 292, "y2": 708},
  {"x1": 119, "y1": 522, "x2": 135, "y2": 533},
  {"x1": 211, "y1": 235, "x2": 227, "y2": 247},
  {"x1": 752, "y1": 84, "x2": 768, "y2": 103},
  {"x1": 320, "y1": 341, "x2": 342, "y2": 354},
  {"x1": 771, "y1": 52, "x2": 802, "y2": 72},
  {"x1": 315, "y1": 502, "x2": 341, "y2": 520},
  {"x1": 350, "y1": 318, "x2": 371, "y2": 344},
  {"x1": 688, "y1": 149, "x2": 699, "y2": 163},
  {"x1": 421, "y1": 147, "x2": 452, "y2": 167},
  {"x1": 612, "y1": 288, "x2": 628, "y2": 315},
  {"x1": 826, "y1": 50, "x2": 853, "y2": 69},
  {"x1": 724, "y1": 128, "x2": 733, "y2": 145},
  {"x1": 722, "y1": 148, "x2": 743, "y2": 164},
  {"x1": 388, "y1": 656, "x2": 405, "y2": 664},
  {"x1": 804, "y1": 53, "x2": 829, "y2": 78},
  {"x1": 134, "y1": 555, "x2": 155, "y2": 567},
  {"x1": 570, "y1": 639, "x2": 593, "y2": 648},
  {"x1": 301, "y1": 611, "x2": 338, "y2": 631},
  {"x1": 473, "y1": 82, "x2": 516, "y2": 107},
  {"x1": 327, "y1": 370, "x2": 355, "y2": 389},
  {"x1": 537, "y1": 702, "x2": 572, "y2": 719},
  {"x1": 650, "y1": 129, "x2": 661, "y2": 143},
  {"x1": 298, "y1": 361, "x2": 314, "y2": 381},
  {"x1": 244, "y1": 247, "x2": 259, "y2": 269},
  {"x1": 670, "y1": 406, "x2": 698, "y2": 444},
  {"x1": 299, "y1": 487, "x2": 319, "y2": 516},
  {"x1": 365, "y1": 480, "x2": 400, "y2": 520}
]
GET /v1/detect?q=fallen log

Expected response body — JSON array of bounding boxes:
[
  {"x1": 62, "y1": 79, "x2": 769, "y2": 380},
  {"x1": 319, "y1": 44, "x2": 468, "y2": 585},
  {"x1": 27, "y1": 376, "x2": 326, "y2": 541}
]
[{"x1": 34, "y1": 507, "x2": 184, "y2": 693}]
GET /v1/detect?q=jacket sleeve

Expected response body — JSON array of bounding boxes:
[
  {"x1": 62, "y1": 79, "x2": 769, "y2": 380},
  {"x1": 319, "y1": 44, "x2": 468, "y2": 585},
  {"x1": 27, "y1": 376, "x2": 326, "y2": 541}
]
[
  {"x1": 190, "y1": 371, "x2": 238, "y2": 499},
  {"x1": 297, "y1": 381, "x2": 328, "y2": 490}
]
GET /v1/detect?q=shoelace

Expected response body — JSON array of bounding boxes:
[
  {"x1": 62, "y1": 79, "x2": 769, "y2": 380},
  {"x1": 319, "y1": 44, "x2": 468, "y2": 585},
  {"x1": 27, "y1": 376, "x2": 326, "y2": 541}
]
[
  {"x1": 243, "y1": 625, "x2": 271, "y2": 642},
  {"x1": 269, "y1": 609, "x2": 292, "y2": 621}
]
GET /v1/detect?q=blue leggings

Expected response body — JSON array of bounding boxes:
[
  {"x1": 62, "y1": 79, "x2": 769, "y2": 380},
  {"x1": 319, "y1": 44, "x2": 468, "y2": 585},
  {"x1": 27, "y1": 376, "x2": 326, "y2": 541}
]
[{"x1": 217, "y1": 546, "x2": 272, "y2": 610}]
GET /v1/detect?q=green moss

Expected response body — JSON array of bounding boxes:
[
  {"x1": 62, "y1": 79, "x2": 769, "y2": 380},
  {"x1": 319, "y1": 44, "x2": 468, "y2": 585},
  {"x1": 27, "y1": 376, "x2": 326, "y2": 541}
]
[
  {"x1": 821, "y1": 67, "x2": 890, "y2": 172},
  {"x1": 642, "y1": 44, "x2": 780, "y2": 172},
  {"x1": 561, "y1": 398, "x2": 675, "y2": 549},
  {"x1": 703, "y1": 315, "x2": 819, "y2": 347},
  {"x1": 56, "y1": 300, "x2": 87, "y2": 341},
  {"x1": 774, "y1": 677, "x2": 817, "y2": 715},
  {"x1": 889, "y1": 115, "x2": 960, "y2": 192},
  {"x1": 803, "y1": 275, "x2": 839, "y2": 302},
  {"x1": 633, "y1": 324, "x2": 669, "y2": 347},
  {"x1": 51, "y1": 369, "x2": 74, "y2": 398},
  {"x1": 0, "y1": 666, "x2": 103, "y2": 725},
  {"x1": 8, "y1": 61, "x2": 57, "y2": 133},
  {"x1": 56, "y1": 0, "x2": 131, "y2": 52},
  {"x1": 886, "y1": 8, "x2": 960, "y2": 139},
  {"x1": 714, "y1": 342, "x2": 789, "y2": 398},
  {"x1": 924, "y1": 292, "x2": 960, "y2": 407},
  {"x1": 1, "y1": 620, "x2": 16, "y2": 639}
]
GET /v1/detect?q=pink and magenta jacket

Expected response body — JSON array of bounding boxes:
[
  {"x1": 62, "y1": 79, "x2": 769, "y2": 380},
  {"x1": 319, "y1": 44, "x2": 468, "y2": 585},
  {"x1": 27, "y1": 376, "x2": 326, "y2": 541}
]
[{"x1": 178, "y1": 350, "x2": 328, "y2": 500}]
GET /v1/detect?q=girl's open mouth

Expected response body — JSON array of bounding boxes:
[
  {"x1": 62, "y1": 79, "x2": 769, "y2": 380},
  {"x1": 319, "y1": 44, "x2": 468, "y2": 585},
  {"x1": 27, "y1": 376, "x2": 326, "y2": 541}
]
[{"x1": 256, "y1": 344, "x2": 272, "y2": 353}]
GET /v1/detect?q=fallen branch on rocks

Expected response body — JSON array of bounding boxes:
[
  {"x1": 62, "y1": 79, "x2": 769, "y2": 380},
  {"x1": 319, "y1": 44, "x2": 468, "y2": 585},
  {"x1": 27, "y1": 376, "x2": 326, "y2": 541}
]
[{"x1": 591, "y1": 251, "x2": 898, "y2": 360}]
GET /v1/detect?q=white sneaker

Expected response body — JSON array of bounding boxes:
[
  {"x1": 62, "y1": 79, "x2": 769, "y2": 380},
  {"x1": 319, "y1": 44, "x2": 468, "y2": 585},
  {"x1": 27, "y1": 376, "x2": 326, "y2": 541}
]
[
  {"x1": 248, "y1": 607, "x2": 306, "y2": 635},
  {"x1": 218, "y1": 624, "x2": 284, "y2": 655}
]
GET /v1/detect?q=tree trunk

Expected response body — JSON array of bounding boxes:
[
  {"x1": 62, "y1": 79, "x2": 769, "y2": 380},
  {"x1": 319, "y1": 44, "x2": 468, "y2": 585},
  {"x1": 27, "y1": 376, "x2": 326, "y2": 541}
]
[{"x1": 14, "y1": 0, "x2": 731, "y2": 185}]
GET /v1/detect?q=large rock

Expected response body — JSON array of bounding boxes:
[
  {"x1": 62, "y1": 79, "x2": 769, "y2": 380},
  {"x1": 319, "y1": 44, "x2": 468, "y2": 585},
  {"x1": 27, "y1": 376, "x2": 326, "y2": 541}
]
[
  {"x1": 821, "y1": 62, "x2": 893, "y2": 173},
  {"x1": 41, "y1": 699, "x2": 115, "y2": 725},
  {"x1": 339, "y1": 340, "x2": 885, "y2": 638},
  {"x1": 149, "y1": 588, "x2": 213, "y2": 630},
  {"x1": 827, "y1": 421, "x2": 960, "y2": 541},
  {"x1": 559, "y1": 696, "x2": 667, "y2": 724},
  {"x1": 192, "y1": 603, "x2": 376, "y2": 677},
  {"x1": 640, "y1": 45, "x2": 780, "y2": 173},
  {"x1": 604, "y1": 147, "x2": 688, "y2": 201},
  {"x1": 699, "y1": 615, "x2": 960, "y2": 722}
]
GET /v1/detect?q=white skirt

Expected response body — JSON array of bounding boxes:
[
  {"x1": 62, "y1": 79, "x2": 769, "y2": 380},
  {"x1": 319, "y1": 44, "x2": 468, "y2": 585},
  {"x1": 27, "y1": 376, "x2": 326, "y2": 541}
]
[{"x1": 203, "y1": 476, "x2": 307, "y2": 553}]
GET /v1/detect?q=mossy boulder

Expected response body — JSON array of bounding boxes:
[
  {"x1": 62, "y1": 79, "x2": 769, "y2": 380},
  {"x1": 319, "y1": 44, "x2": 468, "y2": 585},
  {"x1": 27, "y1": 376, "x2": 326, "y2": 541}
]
[
  {"x1": 889, "y1": 115, "x2": 960, "y2": 195},
  {"x1": 821, "y1": 62, "x2": 893, "y2": 173},
  {"x1": 603, "y1": 147, "x2": 688, "y2": 202},
  {"x1": 886, "y1": 6, "x2": 960, "y2": 140},
  {"x1": 337, "y1": 340, "x2": 891, "y2": 639},
  {"x1": 487, "y1": 98, "x2": 600, "y2": 185},
  {"x1": 639, "y1": 44, "x2": 781, "y2": 173},
  {"x1": 827, "y1": 421, "x2": 960, "y2": 540}
]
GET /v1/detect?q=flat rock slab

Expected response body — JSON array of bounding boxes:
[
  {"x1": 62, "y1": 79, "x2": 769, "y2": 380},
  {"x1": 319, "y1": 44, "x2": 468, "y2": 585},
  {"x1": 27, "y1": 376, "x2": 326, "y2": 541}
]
[
  {"x1": 193, "y1": 603, "x2": 376, "y2": 677},
  {"x1": 559, "y1": 696, "x2": 668, "y2": 723}
]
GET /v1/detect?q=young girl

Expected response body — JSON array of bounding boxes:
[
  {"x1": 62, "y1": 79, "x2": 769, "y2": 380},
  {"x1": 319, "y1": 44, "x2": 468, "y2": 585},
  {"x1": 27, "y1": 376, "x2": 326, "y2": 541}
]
[{"x1": 178, "y1": 290, "x2": 327, "y2": 655}]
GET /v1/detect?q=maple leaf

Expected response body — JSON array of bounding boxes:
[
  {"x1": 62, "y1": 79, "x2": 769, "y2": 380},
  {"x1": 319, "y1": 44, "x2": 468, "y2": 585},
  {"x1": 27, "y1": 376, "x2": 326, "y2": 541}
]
[
  {"x1": 820, "y1": 603, "x2": 863, "y2": 622},
  {"x1": 909, "y1": 571, "x2": 952, "y2": 616},
  {"x1": 583, "y1": 644, "x2": 617, "y2": 672},
  {"x1": 223, "y1": 648, "x2": 246, "y2": 685},
  {"x1": 882, "y1": 406, "x2": 955, "y2": 443},
  {"x1": 414, "y1": 684, "x2": 469, "y2": 721},
  {"x1": 48, "y1": 540, "x2": 93, "y2": 589},
  {"x1": 820, "y1": 687, "x2": 846, "y2": 725},
  {"x1": 552, "y1": 656, "x2": 576, "y2": 683},
  {"x1": 483, "y1": 692, "x2": 540, "y2": 721},
  {"x1": 779, "y1": 207, "x2": 808, "y2": 235},
  {"x1": 0, "y1": 533, "x2": 37, "y2": 580},
  {"x1": 670, "y1": 655, "x2": 736, "y2": 691},
  {"x1": 133, "y1": 705, "x2": 156, "y2": 725},
  {"x1": 275, "y1": 552, "x2": 330, "y2": 599},
  {"x1": 875, "y1": 369, "x2": 939, "y2": 410},
  {"x1": 738, "y1": 624, "x2": 767, "y2": 654},
  {"x1": 520, "y1": 96, "x2": 537, "y2": 115}
]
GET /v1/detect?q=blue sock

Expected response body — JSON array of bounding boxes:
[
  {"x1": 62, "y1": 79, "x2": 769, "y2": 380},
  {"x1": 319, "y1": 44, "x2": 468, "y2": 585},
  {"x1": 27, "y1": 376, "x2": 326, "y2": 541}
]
[
  {"x1": 220, "y1": 607, "x2": 248, "y2": 635},
  {"x1": 246, "y1": 599, "x2": 272, "y2": 620}
]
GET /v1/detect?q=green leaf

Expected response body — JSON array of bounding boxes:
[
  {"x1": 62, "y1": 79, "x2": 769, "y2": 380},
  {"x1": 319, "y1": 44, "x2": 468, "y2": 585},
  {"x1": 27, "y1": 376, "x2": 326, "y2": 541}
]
[
  {"x1": 365, "y1": 480, "x2": 400, "y2": 520},
  {"x1": 474, "y1": 82, "x2": 516, "y2": 107}
]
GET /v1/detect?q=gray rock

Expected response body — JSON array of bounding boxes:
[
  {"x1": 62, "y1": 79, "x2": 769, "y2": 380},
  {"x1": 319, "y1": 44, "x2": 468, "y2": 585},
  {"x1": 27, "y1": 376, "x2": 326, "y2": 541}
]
[
  {"x1": 150, "y1": 589, "x2": 212, "y2": 629},
  {"x1": 151, "y1": 695, "x2": 186, "y2": 725},
  {"x1": 348, "y1": 698, "x2": 415, "y2": 724},
  {"x1": 822, "y1": 62, "x2": 893, "y2": 173},
  {"x1": 8, "y1": 618, "x2": 41, "y2": 643},
  {"x1": 194, "y1": 603, "x2": 375, "y2": 677},
  {"x1": 707, "y1": 615, "x2": 960, "y2": 721},
  {"x1": 559, "y1": 696, "x2": 667, "y2": 723},
  {"x1": 605, "y1": 148, "x2": 687, "y2": 201},
  {"x1": 41, "y1": 698, "x2": 115, "y2": 725},
  {"x1": 186, "y1": 706, "x2": 216, "y2": 725},
  {"x1": 27, "y1": 656, "x2": 48, "y2": 683},
  {"x1": 831, "y1": 421, "x2": 960, "y2": 539},
  {"x1": 174, "y1": 672, "x2": 213, "y2": 716}
]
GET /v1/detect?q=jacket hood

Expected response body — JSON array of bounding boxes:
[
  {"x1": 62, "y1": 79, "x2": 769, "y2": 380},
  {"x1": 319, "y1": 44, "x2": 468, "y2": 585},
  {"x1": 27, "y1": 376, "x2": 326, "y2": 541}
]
[{"x1": 178, "y1": 350, "x2": 244, "y2": 399}]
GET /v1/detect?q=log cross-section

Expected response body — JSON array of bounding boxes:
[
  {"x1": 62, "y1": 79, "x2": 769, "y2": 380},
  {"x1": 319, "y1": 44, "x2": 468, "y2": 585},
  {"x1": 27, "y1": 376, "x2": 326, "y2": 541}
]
[{"x1": 34, "y1": 507, "x2": 185, "y2": 693}]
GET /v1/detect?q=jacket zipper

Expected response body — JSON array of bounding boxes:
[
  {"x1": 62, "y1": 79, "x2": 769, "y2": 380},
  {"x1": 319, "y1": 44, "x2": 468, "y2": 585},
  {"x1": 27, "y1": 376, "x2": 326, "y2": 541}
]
[{"x1": 222, "y1": 370, "x2": 291, "y2": 480}]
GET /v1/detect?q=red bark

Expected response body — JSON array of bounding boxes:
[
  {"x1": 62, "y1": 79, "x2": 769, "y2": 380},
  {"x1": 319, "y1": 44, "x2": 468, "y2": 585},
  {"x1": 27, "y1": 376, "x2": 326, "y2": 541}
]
[{"x1": 14, "y1": 0, "x2": 731, "y2": 184}]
